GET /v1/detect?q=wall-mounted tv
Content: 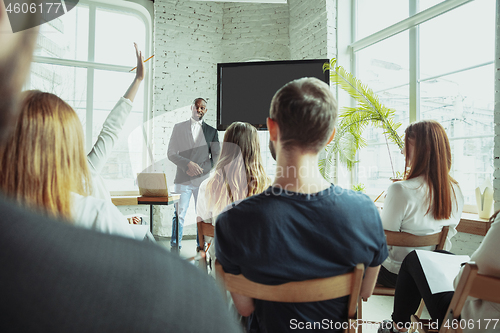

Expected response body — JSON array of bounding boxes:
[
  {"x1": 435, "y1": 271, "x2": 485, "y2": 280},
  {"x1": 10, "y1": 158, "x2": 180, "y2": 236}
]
[{"x1": 217, "y1": 59, "x2": 329, "y2": 131}]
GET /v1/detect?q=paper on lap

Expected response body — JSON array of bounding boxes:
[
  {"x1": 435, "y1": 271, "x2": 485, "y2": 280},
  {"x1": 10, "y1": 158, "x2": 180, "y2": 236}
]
[{"x1": 416, "y1": 250, "x2": 470, "y2": 294}]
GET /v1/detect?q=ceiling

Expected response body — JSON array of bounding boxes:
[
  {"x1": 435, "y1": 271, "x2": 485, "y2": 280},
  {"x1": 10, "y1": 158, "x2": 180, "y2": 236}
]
[{"x1": 189, "y1": 0, "x2": 287, "y2": 3}]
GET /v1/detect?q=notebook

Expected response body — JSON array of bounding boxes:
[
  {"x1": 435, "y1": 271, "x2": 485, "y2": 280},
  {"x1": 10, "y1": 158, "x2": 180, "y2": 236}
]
[{"x1": 137, "y1": 173, "x2": 169, "y2": 197}]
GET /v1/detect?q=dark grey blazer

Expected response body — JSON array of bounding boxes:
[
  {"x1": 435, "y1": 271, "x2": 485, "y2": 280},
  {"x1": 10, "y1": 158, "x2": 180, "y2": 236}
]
[{"x1": 167, "y1": 120, "x2": 220, "y2": 186}]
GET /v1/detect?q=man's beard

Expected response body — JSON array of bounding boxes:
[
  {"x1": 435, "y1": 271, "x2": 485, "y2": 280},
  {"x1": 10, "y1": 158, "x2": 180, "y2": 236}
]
[
  {"x1": 192, "y1": 111, "x2": 204, "y2": 121},
  {"x1": 269, "y1": 139, "x2": 276, "y2": 161}
]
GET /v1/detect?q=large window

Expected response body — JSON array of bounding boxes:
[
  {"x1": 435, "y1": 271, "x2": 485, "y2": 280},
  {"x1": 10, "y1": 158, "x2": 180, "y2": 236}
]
[
  {"x1": 353, "y1": 0, "x2": 494, "y2": 205},
  {"x1": 26, "y1": 0, "x2": 153, "y2": 193}
]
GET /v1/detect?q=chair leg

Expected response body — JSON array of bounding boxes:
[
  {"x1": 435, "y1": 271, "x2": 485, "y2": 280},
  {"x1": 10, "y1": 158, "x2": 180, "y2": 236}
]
[
  {"x1": 415, "y1": 299, "x2": 425, "y2": 318},
  {"x1": 358, "y1": 297, "x2": 362, "y2": 333}
]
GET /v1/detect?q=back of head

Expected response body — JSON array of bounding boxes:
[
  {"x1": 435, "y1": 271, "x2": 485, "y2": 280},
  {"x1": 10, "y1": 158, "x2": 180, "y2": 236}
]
[
  {"x1": 405, "y1": 119, "x2": 455, "y2": 219},
  {"x1": 207, "y1": 122, "x2": 269, "y2": 216},
  {"x1": 0, "y1": 90, "x2": 91, "y2": 219},
  {"x1": 269, "y1": 77, "x2": 337, "y2": 152}
]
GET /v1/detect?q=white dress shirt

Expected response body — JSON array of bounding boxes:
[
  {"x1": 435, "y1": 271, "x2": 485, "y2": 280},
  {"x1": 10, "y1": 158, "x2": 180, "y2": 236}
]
[{"x1": 191, "y1": 117, "x2": 204, "y2": 144}]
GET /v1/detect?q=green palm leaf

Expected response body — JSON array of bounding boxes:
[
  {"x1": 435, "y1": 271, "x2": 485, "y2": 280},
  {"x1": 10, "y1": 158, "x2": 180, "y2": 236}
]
[{"x1": 319, "y1": 58, "x2": 404, "y2": 177}]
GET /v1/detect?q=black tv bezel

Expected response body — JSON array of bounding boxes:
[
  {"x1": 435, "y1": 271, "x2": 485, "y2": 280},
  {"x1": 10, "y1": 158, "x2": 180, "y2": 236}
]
[{"x1": 216, "y1": 59, "x2": 330, "y2": 131}]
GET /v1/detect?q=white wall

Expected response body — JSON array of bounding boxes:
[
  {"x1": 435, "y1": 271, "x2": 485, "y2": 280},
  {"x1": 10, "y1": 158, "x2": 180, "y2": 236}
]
[{"x1": 221, "y1": 3, "x2": 290, "y2": 62}]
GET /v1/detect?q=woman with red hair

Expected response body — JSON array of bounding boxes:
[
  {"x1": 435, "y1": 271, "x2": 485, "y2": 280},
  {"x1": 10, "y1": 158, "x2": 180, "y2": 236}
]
[{"x1": 377, "y1": 119, "x2": 464, "y2": 288}]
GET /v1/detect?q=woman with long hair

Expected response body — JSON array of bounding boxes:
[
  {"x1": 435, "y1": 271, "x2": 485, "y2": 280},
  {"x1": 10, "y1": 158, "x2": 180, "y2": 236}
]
[
  {"x1": 0, "y1": 44, "x2": 145, "y2": 238},
  {"x1": 0, "y1": 90, "x2": 133, "y2": 237},
  {"x1": 377, "y1": 119, "x2": 464, "y2": 288},
  {"x1": 196, "y1": 122, "x2": 270, "y2": 254}
]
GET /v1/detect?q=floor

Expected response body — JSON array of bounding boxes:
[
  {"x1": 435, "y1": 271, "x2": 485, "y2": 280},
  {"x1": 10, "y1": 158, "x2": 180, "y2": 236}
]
[{"x1": 156, "y1": 237, "x2": 430, "y2": 333}]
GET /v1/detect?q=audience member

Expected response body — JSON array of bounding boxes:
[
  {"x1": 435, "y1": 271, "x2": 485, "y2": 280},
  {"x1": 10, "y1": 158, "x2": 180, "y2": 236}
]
[
  {"x1": 378, "y1": 119, "x2": 464, "y2": 288},
  {"x1": 0, "y1": 44, "x2": 154, "y2": 239},
  {"x1": 215, "y1": 77, "x2": 388, "y2": 332},
  {"x1": 167, "y1": 97, "x2": 220, "y2": 250},
  {"x1": 196, "y1": 121, "x2": 270, "y2": 260},
  {"x1": 378, "y1": 212, "x2": 500, "y2": 333},
  {"x1": 0, "y1": 89, "x2": 137, "y2": 238},
  {"x1": 0, "y1": 3, "x2": 241, "y2": 331}
]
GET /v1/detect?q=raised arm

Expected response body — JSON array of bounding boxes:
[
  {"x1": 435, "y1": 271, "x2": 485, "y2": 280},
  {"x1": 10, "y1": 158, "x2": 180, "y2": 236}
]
[
  {"x1": 124, "y1": 42, "x2": 145, "y2": 102},
  {"x1": 87, "y1": 43, "x2": 145, "y2": 174}
]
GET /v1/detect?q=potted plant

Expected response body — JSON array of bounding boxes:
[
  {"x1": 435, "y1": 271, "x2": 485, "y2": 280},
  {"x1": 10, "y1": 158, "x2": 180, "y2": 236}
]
[{"x1": 319, "y1": 59, "x2": 404, "y2": 182}]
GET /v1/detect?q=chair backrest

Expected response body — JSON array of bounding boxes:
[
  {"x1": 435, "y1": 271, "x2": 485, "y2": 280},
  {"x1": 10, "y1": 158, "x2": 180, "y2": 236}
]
[
  {"x1": 384, "y1": 226, "x2": 449, "y2": 250},
  {"x1": 215, "y1": 261, "x2": 364, "y2": 320},
  {"x1": 373, "y1": 226, "x2": 450, "y2": 297},
  {"x1": 439, "y1": 262, "x2": 500, "y2": 333},
  {"x1": 197, "y1": 221, "x2": 215, "y2": 240},
  {"x1": 196, "y1": 221, "x2": 215, "y2": 272}
]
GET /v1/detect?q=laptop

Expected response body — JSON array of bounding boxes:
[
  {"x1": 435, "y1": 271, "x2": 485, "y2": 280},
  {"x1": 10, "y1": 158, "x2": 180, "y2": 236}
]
[{"x1": 137, "y1": 173, "x2": 169, "y2": 197}]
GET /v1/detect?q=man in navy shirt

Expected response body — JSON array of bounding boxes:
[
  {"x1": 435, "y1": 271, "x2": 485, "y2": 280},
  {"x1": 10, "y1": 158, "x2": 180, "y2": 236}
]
[{"x1": 216, "y1": 77, "x2": 388, "y2": 332}]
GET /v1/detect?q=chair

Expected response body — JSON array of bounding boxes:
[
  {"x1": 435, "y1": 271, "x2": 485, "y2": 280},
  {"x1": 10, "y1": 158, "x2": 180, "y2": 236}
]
[
  {"x1": 215, "y1": 261, "x2": 364, "y2": 333},
  {"x1": 197, "y1": 221, "x2": 215, "y2": 272},
  {"x1": 411, "y1": 262, "x2": 500, "y2": 333},
  {"x1": 361, "y1": 226, "x2": 450, "y2": 322}
]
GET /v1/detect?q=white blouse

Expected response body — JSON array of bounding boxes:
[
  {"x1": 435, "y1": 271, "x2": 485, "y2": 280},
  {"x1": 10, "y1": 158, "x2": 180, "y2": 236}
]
[
  {"x1": 71, "y1": 193, "x2": 135, "y2": 239},
  {"x1": 381, "y1": 175, "x2": 464, "y2": 274}
]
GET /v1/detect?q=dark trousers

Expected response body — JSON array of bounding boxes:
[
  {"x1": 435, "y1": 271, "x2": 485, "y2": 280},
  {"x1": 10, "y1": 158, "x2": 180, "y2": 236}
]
[
  {"x1": 377, "y1": 265, "x2": 398, "y2": 288},
  {"x1": 392, "y1": 250, "x2": 454, "y2": 329}
]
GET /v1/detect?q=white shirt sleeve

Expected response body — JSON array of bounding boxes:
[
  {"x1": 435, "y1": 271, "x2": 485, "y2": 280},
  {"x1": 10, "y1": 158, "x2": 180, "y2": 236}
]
[
  {"x1": 381, "y1": 182, "x2": 408, "y2": 232},
  {"x1": 87, "y1": 97, "x2": 133, "y2": 174},
  {"x1": 71, "y1": 193, "x2": 134, "y2": 239}
]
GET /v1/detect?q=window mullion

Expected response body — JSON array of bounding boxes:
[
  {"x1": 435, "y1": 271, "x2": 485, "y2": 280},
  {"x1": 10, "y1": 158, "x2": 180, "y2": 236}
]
[
  {"x1": 85, "y1": 3, "x2": 96, "y2": 152},
  {"x1": 409, "y1": 0, "x2": 420, "y2": 123}
]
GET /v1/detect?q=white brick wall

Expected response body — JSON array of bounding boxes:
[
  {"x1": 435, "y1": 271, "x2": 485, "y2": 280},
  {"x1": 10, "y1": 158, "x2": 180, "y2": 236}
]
[
  {"x1": 221, "y1": 3, "x2": 290, "y2": 62},
  {"x1": 288, "y1": 0, "x2": 330, "y2": 59},
  {"x1": 152, "y1": 0, "x2": 223, "y2": 237}
]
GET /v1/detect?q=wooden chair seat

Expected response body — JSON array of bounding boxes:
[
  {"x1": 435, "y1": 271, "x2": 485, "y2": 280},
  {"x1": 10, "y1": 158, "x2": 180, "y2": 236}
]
[{"x1": 197, "y1": 221, "x2": 215, "y2": 272}]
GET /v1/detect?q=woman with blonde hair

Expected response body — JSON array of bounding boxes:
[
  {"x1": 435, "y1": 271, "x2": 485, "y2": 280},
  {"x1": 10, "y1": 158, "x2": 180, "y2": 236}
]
[
  {"x1": 377, "y1": 119, "x2": 464, "y2": 288},
  {"x1": 0, "y1": 44, "x2": 146, "y2": 238},
  {"x1": 196, "y1": 121, "x2": 270, "y2": 255}
]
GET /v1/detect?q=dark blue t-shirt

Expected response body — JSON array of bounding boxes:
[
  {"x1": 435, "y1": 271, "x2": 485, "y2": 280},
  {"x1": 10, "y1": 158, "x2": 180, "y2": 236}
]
[{"x1": 215, "y1": 185, "x2": 388, "y2": 333}]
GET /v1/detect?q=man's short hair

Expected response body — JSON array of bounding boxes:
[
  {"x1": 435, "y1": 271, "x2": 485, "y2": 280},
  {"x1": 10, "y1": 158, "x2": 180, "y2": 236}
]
[
  {"x1": 193, "y1": 97, "x2": 207, "y2": 105},
  {"x1": 269, "y1": 77, "x2": 337, "y2": 152}
]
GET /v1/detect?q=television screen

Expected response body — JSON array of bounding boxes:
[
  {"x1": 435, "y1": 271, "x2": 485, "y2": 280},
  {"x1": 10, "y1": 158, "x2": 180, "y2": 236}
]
[{"x1": 217, "y1": 59, "x2": 329, "y2": 130}]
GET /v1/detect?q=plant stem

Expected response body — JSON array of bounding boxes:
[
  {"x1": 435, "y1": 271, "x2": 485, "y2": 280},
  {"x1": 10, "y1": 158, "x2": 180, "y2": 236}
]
[{"x1": 384, "y1": 132, "x2": 396, "y2": 179}]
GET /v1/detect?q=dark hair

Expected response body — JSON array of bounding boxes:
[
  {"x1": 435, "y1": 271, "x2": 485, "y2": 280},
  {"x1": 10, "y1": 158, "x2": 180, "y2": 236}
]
[
  {"x1": 193, "y1": 98, "x2": 207, "y2": 105},
  {"x1": 269, "y1": 77, "x2": 337, "y2": 152},
  {"x1": 404, "y1": 119, "x2": 457, "y2": 220}
]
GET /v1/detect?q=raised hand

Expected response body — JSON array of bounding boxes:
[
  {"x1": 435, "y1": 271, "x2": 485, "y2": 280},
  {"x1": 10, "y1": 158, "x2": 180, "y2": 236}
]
[{"x1": 134, "y1": 42, "x2": 145, "y2": 81}]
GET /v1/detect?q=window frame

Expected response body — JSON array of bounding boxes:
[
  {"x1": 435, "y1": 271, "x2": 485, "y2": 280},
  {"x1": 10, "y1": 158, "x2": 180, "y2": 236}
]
[
  {"x1": 347, "y1": 0, "x2": 494, "y2": 209},
  {"x1": 28, "y1": 0, "x2": 153, "y2": 195}
]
